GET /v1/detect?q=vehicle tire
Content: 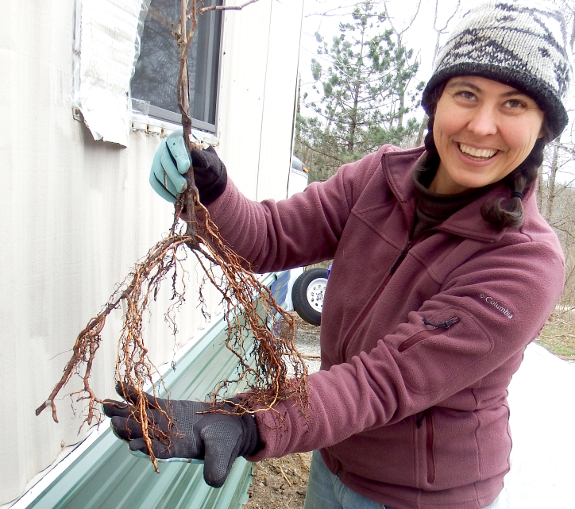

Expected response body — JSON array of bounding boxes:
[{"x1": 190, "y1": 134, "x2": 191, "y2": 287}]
[{"x1": 292, "y1": 268, "x2": 328, "y2": 326}]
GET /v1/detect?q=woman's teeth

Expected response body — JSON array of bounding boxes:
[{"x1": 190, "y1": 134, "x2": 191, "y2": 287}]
[{"x1": 458, "y1": 143, "x2": 497, "y2": 159}]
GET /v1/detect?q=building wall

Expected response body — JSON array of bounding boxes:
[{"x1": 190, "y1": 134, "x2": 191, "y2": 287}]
[{"x1": 0, "y1": 0, "x2": 304, "y2": 505}]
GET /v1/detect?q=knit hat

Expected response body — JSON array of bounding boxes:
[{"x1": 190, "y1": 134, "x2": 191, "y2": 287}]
[{"x1": 422, "y1": 0, "x2": 572, "y2": 140}]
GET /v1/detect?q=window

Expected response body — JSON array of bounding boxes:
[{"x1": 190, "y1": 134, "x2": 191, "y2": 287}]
[{"x1": 131, "y1": 0, "x2": 223, "y2": 132}]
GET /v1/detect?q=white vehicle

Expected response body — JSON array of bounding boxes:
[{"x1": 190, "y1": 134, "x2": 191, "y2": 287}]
[{"x1": 284, "y1": 156, "x2": 330, "y2": 326}]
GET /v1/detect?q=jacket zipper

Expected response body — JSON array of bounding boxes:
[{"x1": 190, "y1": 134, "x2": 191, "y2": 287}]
[
  {"x1": 389, "y1": 242, "x2": 411, "y2": 275},
  {"x1": 426, "y1": 411, "x2": 435, "y2": 484},
  {"x1": 340, "y1": 242, "x2": 411, "y2": 361},
  {"x1": 415, "y1": 410, "x2": 436, "y2": 484},
  {"x1": 398, "y1": 317, "x2": 459, "y2": 352}
]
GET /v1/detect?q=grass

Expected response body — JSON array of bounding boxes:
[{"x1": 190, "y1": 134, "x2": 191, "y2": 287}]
[{"x1": 536, "y1": 314, "x2": 575, "y2": 360}]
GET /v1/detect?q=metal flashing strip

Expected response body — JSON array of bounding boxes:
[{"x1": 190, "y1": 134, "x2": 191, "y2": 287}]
[{"x1": 129, "y1": 112, "x2": 220, "y2": 147}]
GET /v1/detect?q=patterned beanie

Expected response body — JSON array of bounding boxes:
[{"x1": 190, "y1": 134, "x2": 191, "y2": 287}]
[{"x1": 422, "y1": 0, "x2": 572, "y2": 139}]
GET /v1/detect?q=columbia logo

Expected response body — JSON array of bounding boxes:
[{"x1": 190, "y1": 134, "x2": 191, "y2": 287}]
[{"x1": 479, "y1": 293, "x2": 514, "y2": 319}]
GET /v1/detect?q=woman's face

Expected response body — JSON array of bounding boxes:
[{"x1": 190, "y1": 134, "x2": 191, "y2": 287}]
[{"x1": 431, "y1": 76, "x2": 545, "y2": 194}]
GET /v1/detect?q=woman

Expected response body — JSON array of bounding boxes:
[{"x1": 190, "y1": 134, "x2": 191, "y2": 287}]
[{"x1": 104, "y1": 2, "x2": 572, "y2": 508}]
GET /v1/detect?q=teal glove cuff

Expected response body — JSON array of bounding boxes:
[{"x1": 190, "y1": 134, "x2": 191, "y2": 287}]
[{"x1": 150, "y1": 130, "x2": 191, "y2": 203}]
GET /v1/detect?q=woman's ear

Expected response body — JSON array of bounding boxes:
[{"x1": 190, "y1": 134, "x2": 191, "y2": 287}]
[{"x1": 538, "y1": 119, "x2": 552, "y2": 142}]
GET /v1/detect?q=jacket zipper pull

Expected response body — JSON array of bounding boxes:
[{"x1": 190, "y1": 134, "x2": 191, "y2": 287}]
[
  {"x1": 390, "y1": 242, "x2": 411, "y2": 275},
  {"x1": 416, "y1": 411, "x2": 427, "y2": 428},
  {"x1": 422, "y1": 316, "x2": 460, "y2": 329}
]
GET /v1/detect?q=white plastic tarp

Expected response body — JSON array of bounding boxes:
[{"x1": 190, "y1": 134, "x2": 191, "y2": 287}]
[{"x1": 74, "y1": 0, "x2": 150, "y2": 146}]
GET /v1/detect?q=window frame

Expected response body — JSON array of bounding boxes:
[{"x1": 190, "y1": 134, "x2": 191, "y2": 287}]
[{"x1": 130, "y1": 0, "x2": 224, "y2": 135}]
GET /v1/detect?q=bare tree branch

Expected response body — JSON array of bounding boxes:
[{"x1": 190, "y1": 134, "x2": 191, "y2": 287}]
[{"x1": 198, "y1": 0, "x2": 260, "y2": 15}]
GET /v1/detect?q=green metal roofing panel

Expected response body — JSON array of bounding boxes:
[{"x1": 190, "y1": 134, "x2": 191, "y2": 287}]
[{"x1": 22, "y1": 272, "x2": 289, "y2": 509}]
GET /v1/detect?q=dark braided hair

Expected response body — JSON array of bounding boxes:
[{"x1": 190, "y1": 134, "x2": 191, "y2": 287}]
[
  {"x1": 422, "y1": 85, "x2": 551, "y2": 230},
  {"x1": 481, "y1": 137, "x2": 547, "y2": 229}
]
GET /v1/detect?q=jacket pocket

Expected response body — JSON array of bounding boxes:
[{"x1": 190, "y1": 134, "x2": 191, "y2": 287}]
[{"x1": 398, "y1": 317, "x2": 459, "y2": 352}]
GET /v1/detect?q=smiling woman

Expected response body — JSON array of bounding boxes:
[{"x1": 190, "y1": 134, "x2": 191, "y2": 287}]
[
  {"x1": 431, "y1": 76, "x2": 545, "y2": 195},
  {"x1": 420, "y1": 0, "x2": 568, "y2": 230}
]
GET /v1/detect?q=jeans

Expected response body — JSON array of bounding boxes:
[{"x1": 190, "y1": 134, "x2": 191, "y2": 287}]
[
  {"x1": 303, "y1": 451, "x2": 395, "y2": 509},
  {"x1": 303, "y1": 450, "x2": 501, "y2": 509}
]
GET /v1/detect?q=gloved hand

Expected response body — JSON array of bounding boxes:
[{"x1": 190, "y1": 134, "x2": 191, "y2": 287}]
[
  {"x1": 102, "y1": 385, "x2": 261, "y2": 488},
  {"x1": 149, "y1": 130, "x2": 227, "y2": 205}
]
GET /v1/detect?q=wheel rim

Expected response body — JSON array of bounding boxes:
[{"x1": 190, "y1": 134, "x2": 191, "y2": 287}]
[{"x1": 306, "y1": 278, "x2": 328, "y2": 313}]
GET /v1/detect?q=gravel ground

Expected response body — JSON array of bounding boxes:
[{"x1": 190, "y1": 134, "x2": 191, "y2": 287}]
[
  {"x1": 291, "y1": 316, "x2": 322, "y2": 374},
  {"x1": 242, "y1": 315, "x2": 320, "y2": 509}
]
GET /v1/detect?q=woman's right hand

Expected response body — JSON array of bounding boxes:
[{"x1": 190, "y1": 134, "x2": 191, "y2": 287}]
[{"x1": 149, "y1": 130, "x2": 227, "y2": 205}]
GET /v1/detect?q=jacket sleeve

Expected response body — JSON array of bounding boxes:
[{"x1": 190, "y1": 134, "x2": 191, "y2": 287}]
[
  {"x1": 247, "y1": 236, "x2": 564, "y2": 460},
  {"x1": 203, "y1": 148, "x2": 393, "y2": 272}
]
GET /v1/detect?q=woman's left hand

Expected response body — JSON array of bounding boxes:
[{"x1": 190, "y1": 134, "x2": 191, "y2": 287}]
[{"x1": 102, "y1": 385, "x2": 260, "y2": 488}]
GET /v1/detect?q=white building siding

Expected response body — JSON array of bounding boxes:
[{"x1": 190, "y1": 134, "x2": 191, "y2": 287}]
[
  {"x1": 217, "y1": 0, "x2": 304, "y2": 201},
  {"x1": 256, "y1": 0, "x2": 304, "y2": 201},
  {"x1": 0, "y1": 0, "x2": 304, "y2": 505}
]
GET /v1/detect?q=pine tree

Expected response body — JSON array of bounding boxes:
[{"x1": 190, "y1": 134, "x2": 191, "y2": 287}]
[{"x1": 297, "y1": 0, "x2": 424, "y2": 182}]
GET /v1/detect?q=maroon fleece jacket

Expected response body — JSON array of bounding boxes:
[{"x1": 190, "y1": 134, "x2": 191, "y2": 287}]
[{"x1": 206, "y1": 145, "x2": 564, "y2": 509}]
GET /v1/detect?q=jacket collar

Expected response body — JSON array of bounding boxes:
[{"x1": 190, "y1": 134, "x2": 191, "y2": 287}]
[{"x1": 380, "y1": 146, "x2": 538, "y2": 243}]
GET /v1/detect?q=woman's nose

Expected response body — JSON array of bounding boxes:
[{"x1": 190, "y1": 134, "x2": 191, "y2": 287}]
[{"x1": 466, "y1": 105, "x2": 498, "y2": 136}]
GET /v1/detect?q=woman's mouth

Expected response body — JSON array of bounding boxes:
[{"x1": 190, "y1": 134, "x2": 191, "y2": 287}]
[{"x1": 458, "y1": 143, "x2": 498, "y2": 160}]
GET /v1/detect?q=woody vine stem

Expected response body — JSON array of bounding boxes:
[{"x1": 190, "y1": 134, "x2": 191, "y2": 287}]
[{"x1": 35, "y1": 0, "x2": 308, "y2": 473}]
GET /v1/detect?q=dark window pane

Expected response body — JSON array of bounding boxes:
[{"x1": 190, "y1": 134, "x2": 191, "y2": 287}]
[{"x1": 131, "y1": 0, "x2": 222, "y2": 129}]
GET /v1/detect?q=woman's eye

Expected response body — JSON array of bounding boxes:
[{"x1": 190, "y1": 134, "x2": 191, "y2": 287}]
[
  {"x1": 456, "y1": 90, "x2": 476, "y2": 100},
  {"x1": 505, "y1": 99, "x2": 526, "y2": 109}
]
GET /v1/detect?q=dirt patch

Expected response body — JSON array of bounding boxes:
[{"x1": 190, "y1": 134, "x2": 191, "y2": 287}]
[
  {"x1": 243, "y1": 452, "x2": 313, "y2": 509},
  {"x1": 243, "y1": 315, "x2": 320, "y2": 509}
]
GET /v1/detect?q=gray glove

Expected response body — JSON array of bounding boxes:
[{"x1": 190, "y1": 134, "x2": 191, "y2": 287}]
[{"x1": 102, "y1": 386, "x2": 260, "y2": 488}]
